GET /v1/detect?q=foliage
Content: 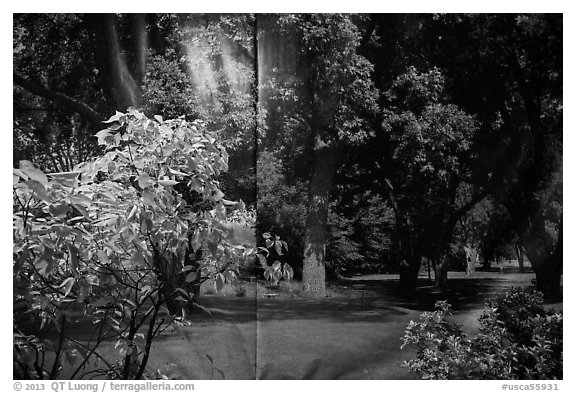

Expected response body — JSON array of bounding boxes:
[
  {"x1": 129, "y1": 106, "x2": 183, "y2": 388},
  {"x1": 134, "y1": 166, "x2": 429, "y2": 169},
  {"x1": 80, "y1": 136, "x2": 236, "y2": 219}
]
[
  {"x1": 327, "y1": 192, "x2": 395, "y2": 276},
  {"x1": 141, "y1": 50, "x2": 206, "y2": 121},
  {"x1": 256, "y1": 151, "x2": 307, "y2": 273},
  {"x1": 13, "y1": 14, "x2": 104, "y2": 172},
  {"x1": 257, "y1": 233, "x2": 293, "y2": 285},
  {"x1": 13, "y1": 109, "x2": 257, "y2": 379},
  {"x1": 401, "y1": 287, "x2": 563, "y2": 379}
]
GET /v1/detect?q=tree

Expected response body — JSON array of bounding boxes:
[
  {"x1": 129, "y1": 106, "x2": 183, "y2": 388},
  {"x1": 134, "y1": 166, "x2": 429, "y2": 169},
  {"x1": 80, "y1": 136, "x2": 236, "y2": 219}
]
[
  {"x1": 417, "y1": 14, "x2": 563, "y2": 297},
  {"x1": 379, "y1": 67, "x2": 481, "y2": 293},
  {"x1": 256, "y1": 14, "x2": 379, "y2": 296}
]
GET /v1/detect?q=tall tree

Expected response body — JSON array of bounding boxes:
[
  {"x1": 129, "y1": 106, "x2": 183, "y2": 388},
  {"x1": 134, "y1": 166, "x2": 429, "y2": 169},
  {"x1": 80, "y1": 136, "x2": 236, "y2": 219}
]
[
  {"x1": 257, "y1": 14, "x2": 379, "y2": 296},
  {"x1": 379, "y1": 67, "x2": 481, "y2": 293}
]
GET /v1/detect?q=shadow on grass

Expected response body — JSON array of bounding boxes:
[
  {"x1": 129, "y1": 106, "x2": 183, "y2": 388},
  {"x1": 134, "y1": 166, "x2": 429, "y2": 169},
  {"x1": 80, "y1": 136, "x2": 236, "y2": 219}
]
[{"x1": 188, "y1": 270, "x2": 538, "y2": 324}]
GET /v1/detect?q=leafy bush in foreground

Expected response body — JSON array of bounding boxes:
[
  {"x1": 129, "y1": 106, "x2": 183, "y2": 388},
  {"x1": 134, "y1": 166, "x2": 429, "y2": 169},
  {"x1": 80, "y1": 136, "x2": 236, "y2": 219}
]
[
  {"x1": 401, "y1": 287, "x2": 562, "y2": 379},
  {"x1": 13, "y1": 109, "x2": 268, "y2": 379}
]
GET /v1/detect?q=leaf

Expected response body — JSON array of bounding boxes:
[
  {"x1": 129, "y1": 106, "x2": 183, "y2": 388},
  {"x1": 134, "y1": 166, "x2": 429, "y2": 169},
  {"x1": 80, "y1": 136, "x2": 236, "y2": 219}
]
[
  {"x1": 126, "y1": 205, "x2": 138, "y2": 220},
  {"x1": 185, "y1": 271, "x2": 197, "y2": 283},
  {"x1": 257, "y1": 247, "x2": 270, "y2": 255},
  {"x1": 69, "y1": 194, "x2": 92, "y2": 208},
  {"x1": 142, "y1": 190, "x2": 155, "y2": 206},
  {"x1": 256, "y1": 253, "x2": 267, "y2": 267},
  {"x1": 140, "y1": 217, "x2": 152, "y2": 233},
  {"x1": 130, "y1": 251, "x2": 146, "y2": 267},
  {"x1": 67, "y1": 244, "x2": 80, "y2": 271},
  {"x1": 274, "y1": 241, "x2": 283, "y2": 255},
  {"x1": 20, "y1": 160, "x2": 49, "y2": 186},
  {"x1": 13, "y1": 168, "x2": 28, "y2": 181},
  {"x1": 168, "y1": 167, "x2": 190, "y2": 177},
  {"x1": 265, "y1": 239, "x2": 274, "y2": 249},
  {"x1": 72, "y1": 203, "x2": 90, "y2": 219},
  {"x1": 158, "y1": 179, "x2": 179, "y2": 187},
  {"x1": 214, "y1": 202, "x2": 226, "y2": 220},
  {"x1": 138, "y1": 173, "x2": 152, "y2": 189},
  {"x1": 283, "y1": 264, "x2": 294, "y2": 280},
  {"x1": 209, "y1": 189, "x2": 225, "y2": 202},
  {"x1": 273, "y1": 270, "x2": 282, "y2": 282},
  {"x1": 208, "y1": 241, "x2": 218, "y2": 257},
  {"x1": 272, "y1": 260, "x2": 282, "y2": 271},
  {"x1": 215, "y1": 274, "x2": 225, "y2": 292},
  {"x1": 103, "y1": 111, "x2": 125, "y2": 124},
  {"x1": 95, "y1": 129, "x2": 111, "y2": 145},
  {"x1": 97, "y1": 250, "x2": 110, "y2": 264},
  {"x1": 24, "y1": 180, "x2": 50, "y2": 202},
  {"x1": 190, "y1": 231, "x2": 201, "y2": 252},
  {"x1": 60, "y1": 277, "x2": 75, "y2": 297}
]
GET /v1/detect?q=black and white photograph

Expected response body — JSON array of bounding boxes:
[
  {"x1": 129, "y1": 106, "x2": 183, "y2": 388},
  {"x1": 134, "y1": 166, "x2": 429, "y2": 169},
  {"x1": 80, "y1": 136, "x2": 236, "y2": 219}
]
[{"x1": 9, "y1": 8, "x2": 567, "y2": 385}]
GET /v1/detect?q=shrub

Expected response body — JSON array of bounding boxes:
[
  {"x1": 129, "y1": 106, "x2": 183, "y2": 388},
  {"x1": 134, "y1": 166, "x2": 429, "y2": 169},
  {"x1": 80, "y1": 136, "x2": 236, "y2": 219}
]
[
  {"x1": 401, "y1": 287, "x2": 563, "y2": 379},
  {"x1": 13, "y1": 109, "x2": 258, "y2": 379}
]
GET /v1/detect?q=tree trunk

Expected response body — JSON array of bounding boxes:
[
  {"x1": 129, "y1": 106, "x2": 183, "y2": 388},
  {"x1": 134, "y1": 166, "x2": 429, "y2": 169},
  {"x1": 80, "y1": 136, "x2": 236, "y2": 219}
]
[
  {"x1": 434, "y1": 256, "x2": 449, "y2": 289},
  {"x1": 398, "y1": 253, "x2": 421, "y2": 298},
  {"x1": 522, "y1": 218, "x2": 562, "y2": 299},
  {"x1": 514, "y1": 242, "x2": 525, "y2": 271},
  {"x1": 508, "y1": 201, "x2": 562, "y2": 299},
  {"x1": 302, "y1": 145, "x2": 338, "y2": 297},
  {"x1": 397, "y1": 224, "x2": 421, "y2": 297}
]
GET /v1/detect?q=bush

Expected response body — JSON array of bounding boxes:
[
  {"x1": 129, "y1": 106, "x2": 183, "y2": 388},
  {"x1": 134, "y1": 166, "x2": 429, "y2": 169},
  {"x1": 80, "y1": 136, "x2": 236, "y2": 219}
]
[
  {"x1": 13, "y1": 110, "x2": 258, "y2": 379},
  {"x1": 401, "y1": 287, "x2": 562, "y2": 379}
]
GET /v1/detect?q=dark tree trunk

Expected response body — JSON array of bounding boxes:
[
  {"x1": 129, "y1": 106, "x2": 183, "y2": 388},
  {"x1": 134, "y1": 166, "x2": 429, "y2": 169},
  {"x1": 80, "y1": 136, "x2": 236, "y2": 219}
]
[
  {"x1": 434, "y1": 256, "x2": 449, "y2": 289},
  {"x1": 522, "y1": 217, "x2": 563, "y2": 299},
  {"x1": 507, "y1": 200, "x2": 562, "y2": 299},
  {"x1": 302, "y1": 145, "x2": 338, "y2": 297},
  {"x1": 514, "y1": 242, "x2": 525, "y2": 271},
  {"x1": 482, "y1": 248, "x2": 493, "y2": 270},
  {"x1": 130, "y1": 14, "x2": 148, "y2": 86},
  {"x1": 398, "y1": 252, "x2": 421, "y2": 298},
  {"x1": 396, "y1": 217, "x2": 422, "y2": 297}
]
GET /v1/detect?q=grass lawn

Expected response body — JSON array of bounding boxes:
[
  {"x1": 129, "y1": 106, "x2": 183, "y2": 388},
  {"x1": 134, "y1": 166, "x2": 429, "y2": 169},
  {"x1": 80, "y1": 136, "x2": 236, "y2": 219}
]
[{"x1": 133, "y1": 268, "x2": 546, "y2": 380}]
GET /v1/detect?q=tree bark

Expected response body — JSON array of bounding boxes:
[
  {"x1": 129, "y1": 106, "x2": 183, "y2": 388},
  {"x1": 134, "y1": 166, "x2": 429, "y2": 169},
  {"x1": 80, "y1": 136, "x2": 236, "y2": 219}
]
[{"x1": 302, "y1": 144, "x2": 338, "y2": 297}]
